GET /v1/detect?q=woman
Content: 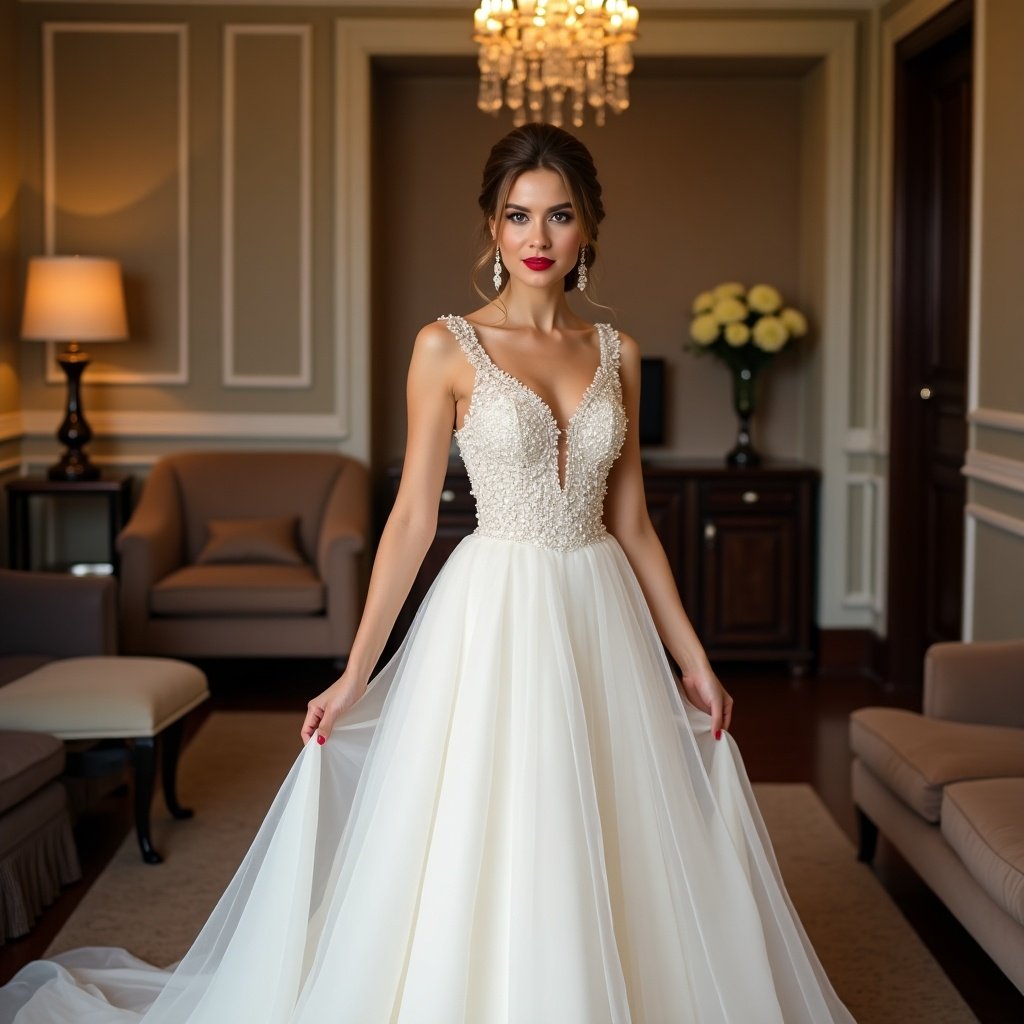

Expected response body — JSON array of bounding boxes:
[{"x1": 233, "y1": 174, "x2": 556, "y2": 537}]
[{"x1": 0, "y1": 124, "x2": 855, "y2": 1023}]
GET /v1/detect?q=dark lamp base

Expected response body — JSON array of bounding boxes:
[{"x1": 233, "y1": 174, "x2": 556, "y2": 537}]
[
  {"x1": 47, "y1": 450, "x2": 101, "y2": 481},
  {"x1": 50, "y1": 344, "x2": 101, "y2": 481}
]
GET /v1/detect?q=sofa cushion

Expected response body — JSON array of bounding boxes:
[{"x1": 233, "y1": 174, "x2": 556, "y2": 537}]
[
  {"x1": 942, "y1": 778, "x2": 1024, "y2": 927},
  {"x1": 850, "y1": 708, "x2": 1024, "y2": 822},
  {"x1": 0, "y1": 656, "x2": 53, "y2": 688},
  {"x1": 196, "y1": 515, "x2": 304, "y2": 567},
  {"x1": 151, "y1": 564, "x2": 325, "y2": 616},
  {"x1": 0, "y1": 731, "x2": 65, "y2": 815}
]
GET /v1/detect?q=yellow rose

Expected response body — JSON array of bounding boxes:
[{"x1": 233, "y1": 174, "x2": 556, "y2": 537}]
[
  {"x1": 689, "y1": 314, "x2": 720, "y2": 345},
  {"x1": 691, "y1": 290, "x2": 715, "y2": 314},
  {"x1": 748, "y1": 284, "x2": 783, "y2": 314},
  {"x1": 779, "y1": 307, "x2": 808, "y2": 337},
  {"x1": 712, "y1": 297, "x2": 747, "y2": 324},
  {"x1": 712, "y1": 282, "x2": 745, "y2": 302},
  {"x1": 752, "y1": 316, "x2": 789, "y2": 352},
  {"x1": 724, "y1": 322, "x2": 750, "y2": 347}
]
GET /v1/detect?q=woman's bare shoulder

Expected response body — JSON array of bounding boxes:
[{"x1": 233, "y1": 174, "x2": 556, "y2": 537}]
[{"x1": 412, "y1": 318, "x2": 464, "y2": 358}]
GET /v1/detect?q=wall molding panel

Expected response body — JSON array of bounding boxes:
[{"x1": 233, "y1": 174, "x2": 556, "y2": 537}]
[
  {"x1": 844, "y1": 427, "x2": 886, "y2": 455},
  {"x1": 222, "y1": 24, "x2": 312, "y2": 389},
  {"x1": 966, "y1": 502, "x2": 1024, "y2": 541},
  {"x1": 969, "y1": 406, "x2": 1024, "y2": 435},
  {"x1": 42, "y1": 22, "x2": 189, "y2": 386},
  {"x1": 963, "y1": 448, "x2": 1024, "y2": 495},
  {"x1": 843, "y1": 472, "x2": 885, "y2": 613},
  {"x1": 20, "y1": 408, "x2": 346, "y2": 440}
]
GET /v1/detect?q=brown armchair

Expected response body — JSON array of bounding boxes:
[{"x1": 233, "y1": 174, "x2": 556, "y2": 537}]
[{"x1": 118, "y1": 451, "x2": 368, "y2": 658}]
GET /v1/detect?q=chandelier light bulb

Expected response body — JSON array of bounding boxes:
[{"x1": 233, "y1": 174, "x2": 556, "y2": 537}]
[{"x1": 472, "y1": 0, "x2": 639, "y2": 127}]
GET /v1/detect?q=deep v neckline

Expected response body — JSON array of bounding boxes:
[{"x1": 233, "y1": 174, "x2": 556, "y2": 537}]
[{"x1": 459, "y1": 316, "x2": 606, "y2": 435}]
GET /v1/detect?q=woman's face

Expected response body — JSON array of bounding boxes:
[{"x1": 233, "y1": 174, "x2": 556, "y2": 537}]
[{"x1": 492, "y1": 168, "x2": 583, "y2": 292}]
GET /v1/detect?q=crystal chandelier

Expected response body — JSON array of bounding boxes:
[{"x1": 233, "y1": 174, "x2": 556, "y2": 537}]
[{"x1": 473, "y1": 0, "x2": 639, "y2": 128}]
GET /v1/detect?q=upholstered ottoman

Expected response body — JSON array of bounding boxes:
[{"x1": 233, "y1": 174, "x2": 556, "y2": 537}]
[
  {"x1": 0, "y1": 731, "x2": 81, "y2": 941},
  {"x1": 0, "y1": 657, "x2": 209, "y2": 864}
]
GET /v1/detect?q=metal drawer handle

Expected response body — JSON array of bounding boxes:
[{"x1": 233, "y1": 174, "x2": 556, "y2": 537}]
[
  {"x1": 742, "y1": 490, "x2": 759, "y2": 504},
  {"x1": 704, "y1": 522, "x2": 717, "y2": 541},
  {"x1": 440, "y1": 489, "x2": 456, "y2": 503}
]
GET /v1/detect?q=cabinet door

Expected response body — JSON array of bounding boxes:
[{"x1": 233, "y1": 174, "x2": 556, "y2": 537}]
[
  {"x1": 645, "y1": 481, "x2": 686, "y2": 589},
  {"x1": 700, "y1": 512, "x2": 797, "y2": 649}
]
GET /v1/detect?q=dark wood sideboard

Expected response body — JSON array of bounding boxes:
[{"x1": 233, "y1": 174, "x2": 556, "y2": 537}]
[{"x1": 384, "y1": 458, "x2": 819, "y2": 674}]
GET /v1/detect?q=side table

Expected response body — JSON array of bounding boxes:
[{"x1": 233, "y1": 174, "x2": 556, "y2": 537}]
[{"x1": 6, "y1": 475, "x2": 134, "y2": 576}]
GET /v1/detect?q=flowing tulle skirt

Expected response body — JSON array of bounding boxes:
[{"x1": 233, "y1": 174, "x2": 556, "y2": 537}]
[{"x1": 1, "y1": 532, "x2": 854, "y2": 1023}]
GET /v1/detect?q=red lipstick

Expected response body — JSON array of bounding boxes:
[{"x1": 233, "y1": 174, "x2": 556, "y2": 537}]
[{"x1": 523, "y1": 257, "x2": 555, "y2": 271}]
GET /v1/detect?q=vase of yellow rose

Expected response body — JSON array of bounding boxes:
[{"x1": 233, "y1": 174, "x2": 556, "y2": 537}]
[{"x1": 689, "y1": 282, "x2": 809, "y2": 467}]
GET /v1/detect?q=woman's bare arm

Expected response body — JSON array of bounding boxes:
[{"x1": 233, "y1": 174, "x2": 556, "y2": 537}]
[
  {"x1": 604, "y1": 332, "x2": 733, "y2": 736},
  {"x1": 302, "y1": 321, "x2": 463, "y2": 743}
]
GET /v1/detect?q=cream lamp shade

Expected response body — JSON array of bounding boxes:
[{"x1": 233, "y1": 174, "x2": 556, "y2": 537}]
[
  {"x1": 21, "y1": 256, "x2": 128, "y2": 342},
  {"x1": 20, "y1": 255, "x2": 129, "y2": 481}
]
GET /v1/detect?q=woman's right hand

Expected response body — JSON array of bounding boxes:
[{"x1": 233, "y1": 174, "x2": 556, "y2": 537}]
[{"x1": 301, "y1": 672, "x2": 367, "y2": 746}]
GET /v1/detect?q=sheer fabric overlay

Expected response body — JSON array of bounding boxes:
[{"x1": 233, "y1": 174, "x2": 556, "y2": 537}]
[
  {"x1": 1, "y1": 314, "x2": 854, "y2": 1021},
  {"x1": 2, "y1": 534, "x2": 853, "y2": 1023}
]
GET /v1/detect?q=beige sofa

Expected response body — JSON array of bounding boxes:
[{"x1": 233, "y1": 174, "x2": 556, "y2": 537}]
[
  {"x1": 118, "y1": 451, "x2": 369, "y2": 658},
  {"x1": 851, "y1": 640, "x2": 1024, "y2": 993}
]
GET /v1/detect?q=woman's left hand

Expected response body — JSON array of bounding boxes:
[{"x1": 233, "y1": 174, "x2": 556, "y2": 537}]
[{"x1": 678, "y1": 662, "x2": 734, "y2": 740}]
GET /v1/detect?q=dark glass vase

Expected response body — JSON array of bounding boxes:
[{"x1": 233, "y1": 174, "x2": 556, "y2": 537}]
[{"x1": 726, "y1": 365, "x2": 762, "y2": 467}]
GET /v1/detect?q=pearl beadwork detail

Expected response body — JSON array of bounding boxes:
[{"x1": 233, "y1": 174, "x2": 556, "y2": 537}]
[{"x1": 442, "y1": 314, "x2": 628, "y2": 552}]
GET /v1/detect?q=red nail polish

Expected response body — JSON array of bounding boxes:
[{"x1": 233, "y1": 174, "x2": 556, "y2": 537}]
[
  {"x1": 715, "y1": 729, "x2": 722, "y2": 741},
  {"x1": 317, "y1": 734, "x2": 326, "y2": 745}
]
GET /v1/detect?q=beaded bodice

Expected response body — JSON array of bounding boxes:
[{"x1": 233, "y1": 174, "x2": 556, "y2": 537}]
[{"x1": 442, "y1": 314, "x2": 628, "y2": 552}]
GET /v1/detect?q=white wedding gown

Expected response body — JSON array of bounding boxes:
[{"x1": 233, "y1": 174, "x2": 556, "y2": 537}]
[{"x1": 0, "y1": 316, "x2": 855, "y2": 1023}]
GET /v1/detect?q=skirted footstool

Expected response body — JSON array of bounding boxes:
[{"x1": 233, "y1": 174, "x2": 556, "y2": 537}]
[
  {"x1": 0, "y1": 730, "x2": 81, "y2": 942},
  {"x1": 0, "y1": 657, "x2": 209, "y2": 864}
]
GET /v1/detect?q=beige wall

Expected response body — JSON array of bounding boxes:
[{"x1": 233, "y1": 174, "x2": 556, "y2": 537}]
[
  {"x1": 3, "y1": 1, "x2": 1019, "y2": 640},
  {"x1": 372, "y1": 64, "x2": 810, "y2": 467},
  {"x1": 15, "y1": 4, "x2": 341, "y2": 470},
  {"x1": 1, "y1": 4, "x2": 866, "y2": 628},
  {"x1": 965, "y1": 0, "x2": 1024, "y2": 640}
]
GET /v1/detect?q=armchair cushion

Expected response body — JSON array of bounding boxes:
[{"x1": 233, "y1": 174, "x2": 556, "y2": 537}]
[
  {"x1": 196, "y1": 515, "x2": 303, "y2": 566},
  {"x1": 850, "y1": 707, "x2": 1024, "y2": 822},
  {"x1": 942, "y1": 778, "x2": 1024, "y2": 927},
  {"x1": 151, "y1": 564, "x2": 325, "y2": 616}
]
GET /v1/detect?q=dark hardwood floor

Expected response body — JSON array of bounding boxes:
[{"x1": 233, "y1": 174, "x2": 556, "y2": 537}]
[{"x1": 2, "y1": 659, "x2": 1022, "y2": 1022}]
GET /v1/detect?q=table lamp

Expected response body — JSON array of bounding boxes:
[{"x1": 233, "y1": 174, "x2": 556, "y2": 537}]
[{"x1": 21, "y1": 256, "x2": 129, "y2": 481}]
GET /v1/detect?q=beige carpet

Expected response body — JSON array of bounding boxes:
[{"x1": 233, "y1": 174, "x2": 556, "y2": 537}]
[{"x1": 49, "y1": 712, "x2": 977, "y2": 1023}]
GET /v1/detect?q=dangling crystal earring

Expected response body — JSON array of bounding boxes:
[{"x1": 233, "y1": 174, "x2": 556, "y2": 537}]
[
  {"x1": 576, "y1": 246, "x2": 588, "y2": 292},
  {"x1": 492, "y1": 247, "x2": 503, "y2": 293}
]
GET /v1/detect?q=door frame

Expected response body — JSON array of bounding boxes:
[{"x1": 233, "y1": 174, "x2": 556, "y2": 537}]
[
  {"x1": 876, "y1": 0, "x2": 987, "y2": 665},
  {"x1": 885, "y1": 0, "x2": 973, "y2": 688}
]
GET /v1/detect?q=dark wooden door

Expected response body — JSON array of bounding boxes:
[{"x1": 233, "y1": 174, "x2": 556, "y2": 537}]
[{"x1": 887, "y1": 0, "x2": 972, "y2": 689}]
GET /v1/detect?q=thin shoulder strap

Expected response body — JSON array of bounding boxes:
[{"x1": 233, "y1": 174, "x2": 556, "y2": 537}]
[
  {"x1": 599, "y1": 323, "x2": 621, "y2": 376},
  {"x1": 440, "y1": 314, "x2": 489, "y2": 372}
]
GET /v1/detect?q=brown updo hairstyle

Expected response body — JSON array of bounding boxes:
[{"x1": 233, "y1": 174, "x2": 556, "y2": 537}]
[{"x1": 474, "y1": 123, "x2": 605, "y2": 301}]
